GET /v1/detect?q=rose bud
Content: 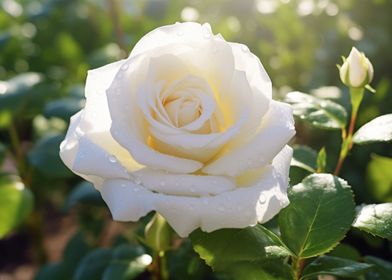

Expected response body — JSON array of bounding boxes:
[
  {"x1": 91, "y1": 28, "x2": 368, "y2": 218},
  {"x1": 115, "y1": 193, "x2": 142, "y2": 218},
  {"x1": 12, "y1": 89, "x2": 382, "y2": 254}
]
[{"x1": 339, "y1": 47, "x2": 374, "y2": 88}]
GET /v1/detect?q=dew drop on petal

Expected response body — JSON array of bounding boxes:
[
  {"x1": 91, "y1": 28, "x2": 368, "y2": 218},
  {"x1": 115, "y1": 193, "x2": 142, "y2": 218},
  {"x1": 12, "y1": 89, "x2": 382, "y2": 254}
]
[
  {"x1": 259, "y1": 194, "x2": 267, "y2": 204},
  {"x1": 121, "y1": 62, "x2": 129, "y2": 71},
  {"x1": 108, "y1": 155, "x2": 117, "y2": 163},
  {"x1": 203, "y1": 32, "x2": 211, "y2": 39},
  {"x1": 177, "y1": 30, "x2": 184, "y2": 36},
  {"x1": 241, "y1": 45, "x2": 249, "y2": 53},
  {"x1": 160, "y1": 181, "x2": 166, "y2": 187}
]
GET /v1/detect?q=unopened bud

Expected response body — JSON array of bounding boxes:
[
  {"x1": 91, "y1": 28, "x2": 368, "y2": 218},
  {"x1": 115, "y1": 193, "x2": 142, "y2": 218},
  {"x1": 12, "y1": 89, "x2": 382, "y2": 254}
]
[{"x1": 339, "y1": 47, "x2": 373, "y2": 88}]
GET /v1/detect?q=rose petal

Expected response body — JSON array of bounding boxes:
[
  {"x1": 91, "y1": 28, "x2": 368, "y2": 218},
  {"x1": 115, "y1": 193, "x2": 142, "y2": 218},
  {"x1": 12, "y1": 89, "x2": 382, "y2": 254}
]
[
  {"x1": 107, "y1": 55, "x2": 204, "y2": 173},
  {"x1": 133, "y1": 169, "x2": 236, "y2": 197},
  {"x1": 99, "y1": 146, "x2": 292, "y2": 237},
  {"x1": 229, "y1": 42, "x2": 272, "y2": 99},
  {"x1": 203, "y1": 100, "x2": 295, "y2": 176}
]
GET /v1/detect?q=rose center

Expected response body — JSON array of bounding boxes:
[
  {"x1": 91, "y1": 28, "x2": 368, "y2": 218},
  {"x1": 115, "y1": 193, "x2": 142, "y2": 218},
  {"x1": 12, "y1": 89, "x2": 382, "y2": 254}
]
[{"x1": 164, "y1": 95, "x2": 202, "y2": 127}]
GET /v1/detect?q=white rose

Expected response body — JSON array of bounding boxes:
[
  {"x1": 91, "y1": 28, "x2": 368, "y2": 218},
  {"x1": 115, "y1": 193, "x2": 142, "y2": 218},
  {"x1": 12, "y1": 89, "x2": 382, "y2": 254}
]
[
  {"x1": 339, "y1": 47, "x2": 374, "y2": 88},
  {"x1": 60, "y1": 22, "x2": 295, "y2": 237}
]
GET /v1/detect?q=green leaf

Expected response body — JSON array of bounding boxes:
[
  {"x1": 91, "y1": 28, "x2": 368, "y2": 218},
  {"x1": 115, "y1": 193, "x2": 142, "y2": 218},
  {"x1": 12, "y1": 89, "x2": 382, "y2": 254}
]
[
  {"x1": 44, "y1": 97, "x2": 84, "y2": 121},
  {"x1": 228, "y1": 260, "x2": 294, "y2": 280},
  {"x1": 28, "y1": 133, "x2": 72, "y2": 178},
  {"x1": 278, "y1": 174, "x2": 355, "y2": 258},
  {"x1": 366, "y1": 154, "x2": 392, "y2": 202},
  {"x1": 0, "y1": 176, "x2": 34, "y2": 238},
  {"x1": 291, "y1": 145, "x2": 317, "y2": 172},
  {"x1": 329, "y1": 244, "x2": 361, "y2": 261},
  {"x1": 352, "y1": 203, "x2": 392, "y2": 240},
  {"x1": 285, "y1": 91, "x2": 347, "y2": 130},
  {"x1": 316, "y1": 147, "x2": 327, "y2": 173},
  {"x1": 190, "y1": 224, "x2": 281, "y2": 271},
  {"x1": 74, "y1": 245, "x2": 149, "y2": 280},
  {"x1": 74, "y1": 248, "x2": 113, "y2": 280},
  {"x1": 167, "y1": 240, "x2": 214, "y2": 280},
  {"x1": 353, "y1": 114, "x2": 392, "y2": 144},
  {"x1": 302, "y1": 255, "x2": 373, "y2": 279},
  {"x1": 35, "y1": 263, "x2": 69, "y2": 280},
  {"x1": 64, "y1": 181, "x2": 104, "y2": 212},
  {"x1": 102, "y1": 245, "x2": 149, "y2": 280},
  {"x1": 364, "y1": 256, "x2": 392, "y2": 280},
  {"x1": 0, "y1": 73, "x2": 43, "y2": 112}
]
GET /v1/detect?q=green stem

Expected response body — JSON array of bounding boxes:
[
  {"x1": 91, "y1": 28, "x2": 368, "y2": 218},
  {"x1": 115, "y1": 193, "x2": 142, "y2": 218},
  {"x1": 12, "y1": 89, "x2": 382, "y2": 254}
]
[
  {"x1": 292, "y1": 257, "x2": 305, "y2": 280},
  {"x1": 334, "y1": 87, "x2": 364, "y2": 176}
]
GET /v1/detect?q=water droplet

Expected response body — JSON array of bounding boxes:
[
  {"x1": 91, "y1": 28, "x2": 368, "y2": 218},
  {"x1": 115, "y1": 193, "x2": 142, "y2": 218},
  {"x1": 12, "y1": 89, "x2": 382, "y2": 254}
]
[
  {"x1": 133, "y1": 187, "x2": 140, "y2": 193},
  {"x1": 159, "y1": 181, "x2": 166, "y2": 187},
  {"x1": 241, "y1": 45, "x2": 249, "y2": 53},
  {"x1": 134, "y1": 176, "x2": 142, "y2": 185},
  {"x1": 121, "y1": 183, "x2": 126, "y2": 188},
  {"x1": 177, "y1": 30, "x2": 184, "y2": 36},
  {"x1": 203, "y1": 32, "x2": 211, "y2": 39},
  {"x1": 259, "y1": 194, "x2": 267, "y2": 204},
  {"x1": 121, "y1": 62, "x2": 129, "y2": 71},
  {"x1": 108, "y1": 155, "x2": 117, "y2": 163}
]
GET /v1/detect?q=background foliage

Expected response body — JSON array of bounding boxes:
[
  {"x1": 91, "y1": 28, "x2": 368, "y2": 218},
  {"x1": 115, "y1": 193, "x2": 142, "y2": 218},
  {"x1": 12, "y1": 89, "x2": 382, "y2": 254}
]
[{"x1": 0, "y1": 0, "x2": 391, "y2": 279}]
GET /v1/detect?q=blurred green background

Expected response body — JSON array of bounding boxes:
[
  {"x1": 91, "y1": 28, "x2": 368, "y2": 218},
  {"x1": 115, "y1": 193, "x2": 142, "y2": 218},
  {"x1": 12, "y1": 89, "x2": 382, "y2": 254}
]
[{"x1": 0, "y1": 0, "x2": 391, "y2": 279}]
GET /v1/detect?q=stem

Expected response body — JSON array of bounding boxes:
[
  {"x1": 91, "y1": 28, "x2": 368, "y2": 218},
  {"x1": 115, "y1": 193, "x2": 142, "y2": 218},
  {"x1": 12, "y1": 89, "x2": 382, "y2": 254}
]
[
  {"x1": 292, "y1": 257, "x2": 305, "y2": 280},
  {"x1": 8, "y1": 121, "x2": 24, "y2": 173},
  {"x1": 334, "y1": 88, "x2": 364, "y2": 176},
  {"x1": 107, "y1": 0, "x2": 126, "y2": 52},
  {"x1": 152, "y1": 251, "x2": 168, "y2": 280}
]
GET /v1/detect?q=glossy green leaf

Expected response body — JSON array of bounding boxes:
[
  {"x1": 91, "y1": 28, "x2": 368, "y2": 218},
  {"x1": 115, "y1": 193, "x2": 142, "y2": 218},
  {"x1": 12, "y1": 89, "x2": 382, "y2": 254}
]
[
  {"x1": 190, "y1": 224, "x2": 283, "y2": 271},
  {"x1": 285, "y1": 91, "x2": 347, "y2": 130},
  {"x1": 328, "y1": 243, "x2": 361, "y2": 261},
  {"x1": 0, "y1": 176, "x2": 34, "y2": 238},
  {"x1": 366, "y1": 154, "x2": 392, "y2": 202},
  {"x1": 302, "y1": 255, "x2": 373, "y2": 279},
  {"x1": 229, "y1": 260, "x2": 294, "y2": 280},
  {"x1": 167, "y1": 239, "x2": 212, "y2": 280},
  {"x1": 279, "y1": 174, "x2": 355, "y2": 258},
  {"x1": 28, "y1": 133, "x2": 72, "y2": 178},
  {"x1": 102, "y1": 245, "x2": 149, "y2": 280},
  {"x1": 44, "y1": 97, "x2": 84, "y2": 121},
  {"x1": 74, "y1": 248, "x2": 113, "y2": 280},
  {"x1": 353, "y1": 203, "x2": 392, "y2": 240},
  {"x1": 364, "y1": 256, "x2": 392, "y2": 280},
  {"x1": 64, "y1": 181, "x2": 104, "y2": 212},
  {"x1": 74, "y1": 245, "x2": 149, "y2": 280},
  {"x1": 35, "y1": 263, "x2": 69, "y2": 280},
  {"x1": 0, "y1": 73, "x2": 43, "y2": 112},
  {"x1": 353, "y1": 114, "x2": 392, "y2": 144},
  {"x1": 291, "y1": 145, "x2": 317, "y2": 172}
]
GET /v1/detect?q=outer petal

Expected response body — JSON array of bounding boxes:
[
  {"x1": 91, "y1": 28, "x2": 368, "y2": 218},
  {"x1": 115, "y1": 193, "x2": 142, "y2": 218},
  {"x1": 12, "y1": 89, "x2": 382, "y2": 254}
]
[
  {"x1": 99, "y1": 146, "x2": 293, "y2": 237},
  {"x1": 229, "y1": 42, "x2": 272, "y2": 99},
  {"x1": 129, "y1": 22, "x2": 214, "y2": 58},
  {"x1": 202, "y1": 100, "x2": 295, "y2": 176}
]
